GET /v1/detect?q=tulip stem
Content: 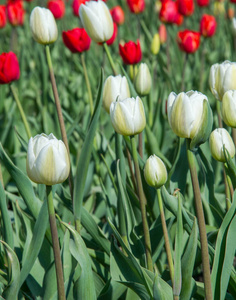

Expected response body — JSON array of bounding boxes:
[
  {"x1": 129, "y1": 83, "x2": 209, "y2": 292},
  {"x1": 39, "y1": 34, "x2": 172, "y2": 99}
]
[
  {"x1": 186, "y1": 140, "x2": 212, "y2": 300},
  {"x1": 157, "y1": 188, "x2": 174, "y2": 285},
  {"x1": 46, "y1": 185, "x2": 66, "y2": 300},
  {"x1": 130, "y1": 135, "x2": 153, "y2": 271},
  {"x1": 80, "y1": 53, "x2": 94, "y2": 115},
  {"x1": 45, "y1": 45, "x2": 73, "y2": 200},
  {"x1": 103, "y1": 42, "x2": 117, "y2": 75},
  {"x1": 181, "y1": 53, "x2": 188, "y2": 91},
  {"x1": 10, "y1": 84, "x2": 32, "y2": 139}
]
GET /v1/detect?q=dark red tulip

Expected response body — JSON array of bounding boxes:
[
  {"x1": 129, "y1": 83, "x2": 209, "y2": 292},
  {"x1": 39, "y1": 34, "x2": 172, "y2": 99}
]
[
  {"x1": 197, "y1": 0, "x2": 209, "y2": 7},
  {"x1": 6, "y1": 0, "x2": 24, "y2": 26},
  {"x1": 119, "y1": 40, "x2": 142, "y2": 65},
  {"x1": 110, "y1": 6, "x2": 125, "y2": 25},
  {"x1": 48, "y1": 0, "x2": 65, "y2": 19},
  {"x1": 200, "y1": 14, "x2": 217, "y2": 37},
  {"x1": 177, "y1": 30, "x2": 201, "y2": 53},
  {"x1": 126, "y1": 0, "x2": 145, "y2": 14},
  {"x1": 177, "y1": 0, "x2": 194, "y2": 16},
  {"x1": 62, "y1": 28, "x2": 91, "y2": 53},
  {"x1": 0, "y1": 6, "x2": 7, "y2": 28},
  {"x1": 0, "y1": 52, "x2": 20, "y2": 84}
]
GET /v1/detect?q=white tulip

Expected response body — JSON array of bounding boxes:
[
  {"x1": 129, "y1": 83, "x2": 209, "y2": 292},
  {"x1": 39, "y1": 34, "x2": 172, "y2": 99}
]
[
  {"x1": 134, "y1": 63, "x2": 152, "y2": 96},
  {"x1": 209, "y1": 60, "x2": 236, "y2": 101},
  {"x1": 144, "y1": 155, "x2": 167, "y2": 188},
  {"x1": 222, "y1": 90, "x2": 236, "y2": 128},
  {"x1": 26, "y1": 133, "x2": 70, "y2": 185},
  {"x1": 209, "y1": 128, "x2": 235, "y2": 162},
  {"x1": 103, "y1": 75, "x2": 130, "y2": 113},
  {"x1": 30, "y1": 7, "x2": 58, "y2": 45},
  {"x1": 110, "y1": 97, "x2": 146, "y2": 136},
  {"x1": 79, "y1": 0, "x2": 113, "y2": 43},
  {"x1": 167, "y1": 90, "x2": 209, "y2": 139}
]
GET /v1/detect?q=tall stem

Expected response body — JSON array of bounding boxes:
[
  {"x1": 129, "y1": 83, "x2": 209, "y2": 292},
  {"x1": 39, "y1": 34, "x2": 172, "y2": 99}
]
[
  {"x1": 80, "y1": 53, "x2": 94, "y2": 116},
  {"x1": 103, "y1": 42, "x2": 117, "y2": 75},
  {"x1": 45, "y1": 45, "x2": 73, "y2": 199},
  {"x1": 10, "y1": 84, "x2": 32, "y2": 139},
  {"x1": 181, "y1": 53, "x2": 188, "y2": 91},
  {"x1": 186, "y1": 140, "x2": 212, "y2": 300},
  {"x1": 130, "y1": 135, "x2": 153, "y2": 271},
  {"x1": 46, "y1": 185, "x2": 66, "y2": 300},
  {"x1": 157, "y1": 189, "x2": 174, "y2": 285}
]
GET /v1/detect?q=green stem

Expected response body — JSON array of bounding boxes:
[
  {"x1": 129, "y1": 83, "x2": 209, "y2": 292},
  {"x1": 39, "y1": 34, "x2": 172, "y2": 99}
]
[
  {"x1": 181, "y1": 53, "x2": 188, "y2": 91},
  {"x1": 157, "y1": 188, "x2": 174, "y2": 285},
  {"x1": 186, "y1": 140, "x2": 212, "y2": 300},
  {"x1": 10, "y1": 84, "x2": 32, "y2": 139},
  {"x1": 147, "y1": 93, "x2": 153, "y2": 127},
  {"x1": 216, "y1": 100, "x2": 223, "y2": 128},
  {"x1": 80, "y1": 53, "x2": 94, "y2": 116},
  {"x1": 130, "y1": 135, "x2": 153, "y2": 271},
  {"x1": 103, "y1": 43, "x2": 117, "y2": 75},
  {"x1": 46, "y1": 185, "x2": 66, "y2": 300},
  {"x1": 45, "y1": 45, "x2": 73, "y2": 200}
]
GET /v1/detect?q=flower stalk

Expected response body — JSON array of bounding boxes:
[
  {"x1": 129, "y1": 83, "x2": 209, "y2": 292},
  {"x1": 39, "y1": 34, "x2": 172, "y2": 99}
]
[
  {"x1": 46, "y1": 185, "x2": 66, "y2": 300},
  {"x1": 103, "y1": 42, "x2": 117, "y2": 75}
]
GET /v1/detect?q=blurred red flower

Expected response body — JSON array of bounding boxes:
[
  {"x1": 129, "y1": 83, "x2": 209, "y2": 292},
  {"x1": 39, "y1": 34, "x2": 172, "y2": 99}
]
[
  {"x1": 0, "y1": 6, "x2": 7, "y2": 28},
  {"x1": 0, "y1": 52, "x2": 20, "y2": 84},
  {"x1": 119, "y1": 40, "x2": 142, "y2": 64},
  {"x1": 196, "y1": 0, "x2": 209, "y2": 7},
  {"x1": 177, "y1": 30, "x2": 201, "y2": 53},
  {"x1": 62, "y1": 28, "x2": 91, "y2": 53},
  {"x1": 72, "y1": 0, "x2": 88, "y2": 16},
  {"x1": 159, "y1": 24, "x2": 167, "y2": 44},
  {"x1": 48, "y1": 0, "x2": 65, "y2": 19},
  {"x1": 159, "y1": 0, "x2": 183, "y2": 25},
  {"x1": 6, "y1": 0, "x2": 24, "y2": 26},
  {"x1": 200, "y1": 14, "x2": 217, "y2": 37},
  {"x1": 126, "y1": 0, "x2": 145, "y2": 14},
  {"x1": 110, "y1": 6, "x2": 125, "y2": 25},
  {"x1": 177, "y1": 0, "x2": 194, "y2": 16}
]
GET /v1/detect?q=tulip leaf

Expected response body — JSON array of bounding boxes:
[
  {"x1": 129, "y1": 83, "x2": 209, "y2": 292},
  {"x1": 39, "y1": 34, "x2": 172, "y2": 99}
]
[
  {"x1": 0, "y1": 143, "x2": 41, "y2": 220},
  {"x1": 0, "y1": 182, "x2": 14, "y2": 249},
  {"x1": 73, "y1": 69, "x2": 103, "y2": 221},
  {"x1": 1, "y1": 241, "x2": 20, "y2": 300},
  {"x1": 190, "y1": 99, "x2": 213, "y2": 150}
]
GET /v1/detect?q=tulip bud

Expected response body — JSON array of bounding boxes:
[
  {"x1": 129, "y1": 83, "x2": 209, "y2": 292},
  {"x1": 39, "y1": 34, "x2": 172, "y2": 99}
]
[
  {"x1": 144, "y1": 155, "x2": 167, "y2": 188},
  {"x1": 0, "y1": 6, "x2": 7, "y2": 29},
  {"x1": 103, "y1": 75, "x2": 130, "y2": 113},
  {"x1": 110, "y1": 97, "x2": 146, "y2": 136},
  {"x1": 48, "y1": 0, "x2": 65, "y2": 19},
  {"x1": 177, "y1": 30, "x2": 201, "y2": 53},
  {"x1": 79, "y1": 0, "x2": 113, "y2": 43},
  {"x1": 126, "y1": 0, "x2": 145, "y2": 14},
  {"x1": 0, "y1": 52, "x2": 20, "y2": 84},
  {"x1": 159, "y1": 24, "x2": 167, "y2": 44},
  {"x1": 134, "y1": 63, "x2": 152, "y2": 96},
  {"x1": 62, "y1": 28, "x2": 91, "y2": 53},
  {"x1": 26, "y1": 133, "x2": 70, "y2": 185},
  {"x1": 110, "y1": 6, "x2": 125, "y2": 25},
  {"x1": 167, "y1": 90, "x2": 213, "y2": 149},
  {"x1": 222, "y1": 90, "x2": 236, "y2": 128},
  {"x1": 197, "y1": 0, "x2": 209, "y2": 7},
  {"x1": 209, "y1": 61, "x2": 236, "y2": 101},
  {"x1": 209, "y1": 128, "x2": 235, "y2": 162},
  {"x1": 151, "y1": 33, "x2": 160, "y2": 55},
  {"x1": 200, "y1": 14, "x2": 217, "y2": 38},
  {"x1": 30, "y1": 7, "x2": 58, "y2": 45},
  {"x1": 119, "y1": 40, "x2": 142, "y2": 65},
  {"x1": 177, "y1": 0, "x2": 194, "y2": 17},
  {"x1": 6, "y1": 0, "x2": 25, "y2": 26}
]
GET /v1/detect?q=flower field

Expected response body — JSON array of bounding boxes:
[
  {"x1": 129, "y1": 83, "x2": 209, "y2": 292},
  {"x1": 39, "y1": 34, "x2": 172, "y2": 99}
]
[{"x1": 1, "y1": 0, "x2": 236, "y2": 299}]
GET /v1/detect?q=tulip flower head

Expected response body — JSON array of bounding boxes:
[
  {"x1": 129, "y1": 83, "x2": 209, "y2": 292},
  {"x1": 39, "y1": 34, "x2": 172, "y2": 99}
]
[
  {"x1": 209, "y1": 128, "x2": 235, "y2": 162},
  {"x1": 151, "y1": 33, "x2": 160, "y2": 55},
  {"x1": 26, "y1": 133, "x2": 70, "y2": 185},
  {"x1": 103, "y1": 75, "x2": 130, "y2": 113},
  {"x1": 197, "y1": 0, "x2": 209, "y2": 7},
  {"x1": 48, "y1": 0, "x2": 65, "y2": 19},
  {"x1": 167, "y1": 90, "x2": 213, "y2": 148},
  {"x1": 144, "y1": 155, "x2": 167, "y2": 188},
  {"x1": 126, "y1": 0, "x2": 145, "y2": 14},
  {"x1": 0, "y1": 6, "x2": 7, "y2": 28},
  {"x1": 222, "y1": 90, "x2": 236, "y2": 128},
  {"x1": 79, "y1": 0, "x2": 113, "y2": 43},
  {"x1": 134, "y1": 63, "x2": 152, "y2": 96},
  {"x1": 159, "y1": 0, "x2": 182, "y2": 25},
  {"x1": 177, "y1": 0, "x2": 194, "y2": 16},
  {"x1": 177, "y1": 30, "x2": 201, "y2": 53},
  {"x1": 72, "y1": 0, "x2": 88, "y2": 16},
  {"x1": 209, "y1": 61, "x2": 236, "y2": 101},
  {"x1": 110, "y1": 96, "x2": 146, "y2": 136},
  {"x1": 119, "y1": 40, "x2": 142, "y2": 65},
  {"x1": 6, "y1": 0, "x2": 25, "y2": 26},
  {"x1": 30, "y1": 6, "x2": 58, "y2": 45},
  {"x1": 62, "y1": 28, "x2": 91, "y2": 53},
  {"x1": 200, "y1": 14, "x2": 217, "y2": 38},
  {"x1": 0, "y1": 52, "x2": 20, "y2": 84},
  {"x1": 110, "y1": 6, "x2": 125, "y2": 25}
]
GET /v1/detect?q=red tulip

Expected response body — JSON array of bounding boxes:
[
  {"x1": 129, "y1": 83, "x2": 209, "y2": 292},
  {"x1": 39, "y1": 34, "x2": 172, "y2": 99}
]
[
  {"x1": 196, "y1": 0, "x2": 209, "y2": 7},
  {"x1": 159, "y1": 24, "x2": 167, "y2": 44},
  {"x1": 106, "y1": 22, "x2": 118, "y2": 46},
  {"x1": 0, "y1": 52, "x2": 20, "y2": 84},
  {"x1": 177, "y1": 0, "x2": 194, "y2": 16},
  {"x1": 6, "y1": 0, "x2": 24, "y2": 26},
  {"x1": 72, "y1": 0, "x2": 88, "y2": 16},
  {"x1": 230, "y1": 0, "x2": 236, "y2": 3},
  {"x1": 177, "y1": 30, "x2": 201, "y2": 53},
  {"x1": 159, "y1": 0, "x2": 182, "y2": 25},
  {"x1": 0, "y1": 6, "x2": 7, "y2": 28},
  {"x1": 110, "y1": 6, "x2": 125, "y2": 25},
  {"x1": 200, "y1": 14, "x2": 217, "y2": 37},
  {"x1": 119, "y1": 40, "x2": 142, "y2": 65},
  {"x1": 126, "y1": 0, "x2": 145, "y2": 14},
  {"x1": 48, "y1": 0, "x2": 65, "y2": 19},
  {"x1": 62, "y1": 28, "x2": 91, "y2": 53}
]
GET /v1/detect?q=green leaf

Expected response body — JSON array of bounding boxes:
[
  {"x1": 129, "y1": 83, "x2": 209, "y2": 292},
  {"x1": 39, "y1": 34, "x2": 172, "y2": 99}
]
[
  {"x1": 1, "y1": 241, "x2": 20, "y2": 300},
  {"x1": 73, "y1": 69, "x2": 104, "y2": 221}
]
